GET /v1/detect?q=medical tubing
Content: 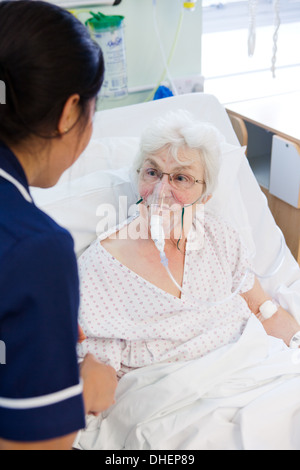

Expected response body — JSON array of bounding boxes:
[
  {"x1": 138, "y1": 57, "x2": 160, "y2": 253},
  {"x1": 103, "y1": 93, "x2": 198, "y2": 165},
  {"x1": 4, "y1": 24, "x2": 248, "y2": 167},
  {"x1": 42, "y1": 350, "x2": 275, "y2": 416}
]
[
  {"x1": 146, "y1": 0, "x2": 184, "y2": 101},
  {"x1": 248, "y1": 0, "x2": 258, "y2": 57},
  {"x1": 271, "y1": 0, "x2": 281, "y2": 78},
  {"x1": 149, "y1": 207, "x2": 250, "y2": 307},
  {"x1": 159, "y1": 229, "x2": 286, "y2": 306},
  {"x1": 150, "y1": 214, "x2": 166, "y2": 254},
  {"x1": 177, "y1": 207, "x2": 185, "y2": 250},
  {"x1": 159, "y1": 235, "x2": 286, "y2": 308},
  {"x1": 140, "y1": 196, "x2": 286, "y2": 307},
  {"x1": 152, "y1": 0, "x2": 178, "y2": 95},
  {"x1": 160, "y1": 249, "x2": 252, "y2": 308},
  {"x1": 153, "y1": 219, "x2": 286, "y2": 307}
]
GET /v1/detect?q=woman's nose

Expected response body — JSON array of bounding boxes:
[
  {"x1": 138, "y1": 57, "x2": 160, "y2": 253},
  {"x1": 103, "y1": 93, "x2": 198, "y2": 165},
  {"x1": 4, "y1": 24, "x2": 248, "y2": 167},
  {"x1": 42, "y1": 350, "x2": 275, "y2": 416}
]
[
  {"x1": 160, "y1": 174, "x2": 173, "y2": 190},
  {"x1": 161, "y1": 173, "x2": 169, "y2": 184}
]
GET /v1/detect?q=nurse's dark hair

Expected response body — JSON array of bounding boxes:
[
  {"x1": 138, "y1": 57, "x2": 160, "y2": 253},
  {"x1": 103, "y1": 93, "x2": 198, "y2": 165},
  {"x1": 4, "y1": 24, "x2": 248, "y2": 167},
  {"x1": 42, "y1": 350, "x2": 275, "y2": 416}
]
[{"x1": 0, "y1": 0, "x2": 104, "y2": 144}]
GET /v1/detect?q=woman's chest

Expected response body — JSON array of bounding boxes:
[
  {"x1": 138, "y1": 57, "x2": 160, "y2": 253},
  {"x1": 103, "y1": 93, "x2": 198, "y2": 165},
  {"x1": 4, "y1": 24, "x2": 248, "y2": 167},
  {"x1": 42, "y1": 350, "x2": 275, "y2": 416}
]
[{"x1": 101, "y1": 238, "x2": 186, "y2": 299}]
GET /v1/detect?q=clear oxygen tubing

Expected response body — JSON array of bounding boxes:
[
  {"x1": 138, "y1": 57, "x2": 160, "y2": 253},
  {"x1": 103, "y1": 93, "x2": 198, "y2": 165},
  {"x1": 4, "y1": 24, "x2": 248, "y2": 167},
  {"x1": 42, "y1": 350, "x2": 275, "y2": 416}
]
[
  {"x1": 159, "y1": 223, "x2": 286, "y2": 308},
  {"x1": 145, "y1": 0, "x2": 184, "y2": 101},
  {"x1": 136, "y1": 194, "x2": 287, "y2": 309}
]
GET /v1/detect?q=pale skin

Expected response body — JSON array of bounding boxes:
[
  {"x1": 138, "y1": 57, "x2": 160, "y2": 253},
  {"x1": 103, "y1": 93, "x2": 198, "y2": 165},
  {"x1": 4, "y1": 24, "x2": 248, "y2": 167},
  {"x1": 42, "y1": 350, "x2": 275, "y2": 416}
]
[
  {"x1": 102, "y1": 147, "x2": 300, "y2": 348},
  {"x1": 0, "y1": 95, "x2": 118, "y2": 451}
]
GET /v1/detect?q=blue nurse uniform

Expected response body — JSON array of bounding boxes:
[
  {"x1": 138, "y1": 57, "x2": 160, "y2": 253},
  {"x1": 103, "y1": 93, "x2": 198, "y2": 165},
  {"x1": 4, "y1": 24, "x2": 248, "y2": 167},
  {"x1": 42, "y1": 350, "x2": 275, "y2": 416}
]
[{"x1": 0, "y1": 141, "x2": 85, "y2": 442}]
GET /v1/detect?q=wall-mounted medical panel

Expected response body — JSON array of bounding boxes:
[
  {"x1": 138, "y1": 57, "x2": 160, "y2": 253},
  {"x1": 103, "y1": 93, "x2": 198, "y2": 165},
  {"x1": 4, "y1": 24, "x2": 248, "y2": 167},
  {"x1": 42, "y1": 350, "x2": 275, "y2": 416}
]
[{"x1": 269, "y1": 135, "x2": 300, "y2": 209}]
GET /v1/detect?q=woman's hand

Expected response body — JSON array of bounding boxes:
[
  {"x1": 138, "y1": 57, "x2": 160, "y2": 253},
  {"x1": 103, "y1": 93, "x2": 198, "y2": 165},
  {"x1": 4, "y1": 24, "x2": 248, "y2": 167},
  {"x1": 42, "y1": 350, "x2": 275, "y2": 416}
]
[
  {"x1": 241, "y1": 277, "x2": 300, "y2": 346},
  {"x1": 261, "y1": 308, "x2": 300, "y2": 346},
  {"x1": 80, "y1": 353, "x2": 118, "y2": 416}
]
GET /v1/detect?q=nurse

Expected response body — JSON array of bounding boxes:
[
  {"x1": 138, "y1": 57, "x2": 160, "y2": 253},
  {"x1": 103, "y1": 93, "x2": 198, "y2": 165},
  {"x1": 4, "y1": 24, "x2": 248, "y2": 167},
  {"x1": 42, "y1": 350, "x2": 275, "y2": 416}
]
[{"x1": 0, "y1": 1, "x2": 117, "y2": 450}]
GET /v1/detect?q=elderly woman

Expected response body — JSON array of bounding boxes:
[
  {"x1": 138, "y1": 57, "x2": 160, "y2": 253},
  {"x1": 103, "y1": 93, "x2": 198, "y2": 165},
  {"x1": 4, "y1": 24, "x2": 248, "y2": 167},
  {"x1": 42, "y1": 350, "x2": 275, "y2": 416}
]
[{"x1": 77, "y1": 111, "x2": 300, "y2": 377}]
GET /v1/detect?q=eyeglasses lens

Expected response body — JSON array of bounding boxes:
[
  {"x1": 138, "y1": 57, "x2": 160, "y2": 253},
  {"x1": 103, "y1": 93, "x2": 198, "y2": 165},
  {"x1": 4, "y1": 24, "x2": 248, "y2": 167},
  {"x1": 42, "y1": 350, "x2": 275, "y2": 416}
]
[{"x1": 141, "y1": 168, "x2": 194, "y2": 190}]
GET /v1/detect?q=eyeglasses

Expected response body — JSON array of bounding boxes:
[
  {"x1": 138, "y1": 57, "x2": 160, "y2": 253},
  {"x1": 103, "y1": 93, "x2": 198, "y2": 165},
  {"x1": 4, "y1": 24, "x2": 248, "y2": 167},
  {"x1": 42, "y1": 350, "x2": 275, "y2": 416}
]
[{"x1": 137, "y1": 167, "x2": 205, "y2": 191}]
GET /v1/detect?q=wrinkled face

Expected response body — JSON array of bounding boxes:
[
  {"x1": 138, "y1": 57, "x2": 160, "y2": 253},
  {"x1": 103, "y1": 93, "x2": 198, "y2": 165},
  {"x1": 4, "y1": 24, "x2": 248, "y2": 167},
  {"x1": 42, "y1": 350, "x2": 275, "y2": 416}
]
[{"x1": 138, "y1": 146, "x2": 206, "y2": 209}]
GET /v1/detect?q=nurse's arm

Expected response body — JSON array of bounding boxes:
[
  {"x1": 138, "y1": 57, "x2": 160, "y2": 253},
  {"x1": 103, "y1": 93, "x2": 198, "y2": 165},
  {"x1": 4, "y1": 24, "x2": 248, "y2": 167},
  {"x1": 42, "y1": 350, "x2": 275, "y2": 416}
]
[
  {"x1": 0, "y1": 433, "x2": 77, "y2": 450},
  {"x1": 241, "y1": 277, "x2": 300, "y2": 346}
]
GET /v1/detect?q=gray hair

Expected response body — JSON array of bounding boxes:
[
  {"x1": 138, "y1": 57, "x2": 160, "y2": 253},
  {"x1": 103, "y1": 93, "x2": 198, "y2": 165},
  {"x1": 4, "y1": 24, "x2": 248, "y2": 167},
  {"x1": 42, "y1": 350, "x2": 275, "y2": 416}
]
[{"x1": 131, "y1": 110, "x2": 223, "y2": 198}]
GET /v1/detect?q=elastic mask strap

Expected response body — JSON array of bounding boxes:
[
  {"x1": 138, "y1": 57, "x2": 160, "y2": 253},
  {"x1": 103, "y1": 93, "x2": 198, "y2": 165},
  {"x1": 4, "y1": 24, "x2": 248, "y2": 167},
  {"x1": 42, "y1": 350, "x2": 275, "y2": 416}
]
[
  {"x1": 183, "y1": 193, "x2": 205, "y2": 208},
  {"x1": 137, "y1": 192, "x2": 206, "y2": 208},
  {"x1": 176, "y1": 194, "x2": 206, "y2": 251},
  {"x1": 177, "y1": 207, "x2": 185, "y2": 251}
]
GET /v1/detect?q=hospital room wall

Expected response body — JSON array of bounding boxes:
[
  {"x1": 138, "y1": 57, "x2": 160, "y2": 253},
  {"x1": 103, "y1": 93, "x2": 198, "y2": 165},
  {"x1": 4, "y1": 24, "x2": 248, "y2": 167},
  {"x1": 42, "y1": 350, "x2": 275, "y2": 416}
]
[{"x1": 73, "y1": 0, "x2": 203, "y2": 110}]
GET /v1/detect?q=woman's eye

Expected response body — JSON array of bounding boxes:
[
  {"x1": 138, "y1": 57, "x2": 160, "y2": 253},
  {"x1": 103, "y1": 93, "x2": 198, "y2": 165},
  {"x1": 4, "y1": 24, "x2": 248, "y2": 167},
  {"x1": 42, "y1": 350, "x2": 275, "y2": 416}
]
[
  {"x1": 146, "y1": 168, "x2": 158, "y2": 177},
  {"x1": 175, "y1": 174, "x2": 189, "y2": 183}
]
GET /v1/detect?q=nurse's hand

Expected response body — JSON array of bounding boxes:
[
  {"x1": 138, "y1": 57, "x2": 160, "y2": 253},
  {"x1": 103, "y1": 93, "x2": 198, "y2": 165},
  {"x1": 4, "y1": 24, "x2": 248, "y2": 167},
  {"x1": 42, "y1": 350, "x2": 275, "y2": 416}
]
[
  {"x1": 78, "y1": 325, "x2": 87, "y2": 343},
  {"x1": 80, "y1": 353, "x2": 118, "y2": 416}
]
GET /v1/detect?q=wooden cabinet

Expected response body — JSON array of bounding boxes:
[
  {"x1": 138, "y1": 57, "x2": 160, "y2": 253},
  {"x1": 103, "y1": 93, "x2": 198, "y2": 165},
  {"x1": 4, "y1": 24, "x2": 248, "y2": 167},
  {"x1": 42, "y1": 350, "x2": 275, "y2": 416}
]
[
  {"x1": 261, "y1": 186, "x2": 300, "y2": 265},
  {"x1": 227, "y1": 109, "x2": 300, "y2": 265}
]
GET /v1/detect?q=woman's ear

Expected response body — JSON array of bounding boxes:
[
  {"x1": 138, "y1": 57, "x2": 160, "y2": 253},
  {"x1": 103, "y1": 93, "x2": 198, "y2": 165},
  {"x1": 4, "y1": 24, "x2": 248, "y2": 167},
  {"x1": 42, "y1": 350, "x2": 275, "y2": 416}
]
[
  {"x1": 57, "y1": 94, "x2": 80, "y2": 135},
  {"x1": 202, "y1": 194, "x2": 212, "y2": 205}
]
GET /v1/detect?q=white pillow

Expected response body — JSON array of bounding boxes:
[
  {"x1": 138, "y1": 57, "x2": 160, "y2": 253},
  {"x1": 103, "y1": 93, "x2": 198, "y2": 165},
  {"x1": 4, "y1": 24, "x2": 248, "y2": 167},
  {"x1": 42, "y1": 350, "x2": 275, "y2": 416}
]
[
  {"x1": 59, "y1": 136, "x2": 140, "y2": 183},
  {"x1": 32, "y1": 168, "x2": 137, "y2": 257},
  {"x1": 31, "y1": 137, "x2": 247, "y2": 257},
  {"x1": 207, "y1": 143, "x2": 251, "y2": 243},
  {"x1": 31, "y1": 137, "x2": 140, "y2": 256}
]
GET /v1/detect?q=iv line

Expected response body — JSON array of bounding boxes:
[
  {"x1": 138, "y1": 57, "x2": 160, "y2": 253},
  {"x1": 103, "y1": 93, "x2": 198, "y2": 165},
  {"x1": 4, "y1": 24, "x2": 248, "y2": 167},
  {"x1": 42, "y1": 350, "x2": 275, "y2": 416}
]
[{"x1": 145, "y1": 0, "x2": 184, "y2": 101}]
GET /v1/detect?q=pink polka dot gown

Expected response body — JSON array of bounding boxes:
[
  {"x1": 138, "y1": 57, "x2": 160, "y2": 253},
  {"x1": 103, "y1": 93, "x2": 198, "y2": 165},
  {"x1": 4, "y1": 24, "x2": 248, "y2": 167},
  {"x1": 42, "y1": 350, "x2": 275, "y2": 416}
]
[{"x1": 77, "y1": 210, "x2": 255, "y2": 378}]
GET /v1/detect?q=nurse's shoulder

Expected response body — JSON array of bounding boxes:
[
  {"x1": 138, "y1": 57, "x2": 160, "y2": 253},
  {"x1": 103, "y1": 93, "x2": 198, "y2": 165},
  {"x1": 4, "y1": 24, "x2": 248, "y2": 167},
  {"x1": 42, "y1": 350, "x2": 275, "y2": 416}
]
[{"x1": 0, "y1": 141, "x2": 74, "y2": 255}]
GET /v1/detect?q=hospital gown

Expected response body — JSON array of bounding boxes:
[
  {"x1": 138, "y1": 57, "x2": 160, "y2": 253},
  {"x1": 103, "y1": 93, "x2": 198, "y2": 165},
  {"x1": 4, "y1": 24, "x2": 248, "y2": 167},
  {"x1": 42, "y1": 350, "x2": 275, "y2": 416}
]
[{"x1": 77, "y1": 209, "x2": 255, "y2": 377}]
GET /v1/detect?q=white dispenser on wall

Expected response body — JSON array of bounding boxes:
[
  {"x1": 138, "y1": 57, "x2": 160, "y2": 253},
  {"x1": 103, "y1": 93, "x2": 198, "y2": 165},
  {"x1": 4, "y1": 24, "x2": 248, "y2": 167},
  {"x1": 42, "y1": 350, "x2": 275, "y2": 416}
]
[{"x1": 86, "y1": 11, "x2": 128, "y2": 100}]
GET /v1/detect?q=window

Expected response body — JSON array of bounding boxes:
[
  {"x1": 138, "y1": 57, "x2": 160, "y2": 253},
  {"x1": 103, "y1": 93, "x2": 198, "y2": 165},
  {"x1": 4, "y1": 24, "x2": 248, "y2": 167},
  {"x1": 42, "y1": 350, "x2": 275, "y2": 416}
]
[{"x1": 202, "y1": 0, "x2": 300, "y2": 79}]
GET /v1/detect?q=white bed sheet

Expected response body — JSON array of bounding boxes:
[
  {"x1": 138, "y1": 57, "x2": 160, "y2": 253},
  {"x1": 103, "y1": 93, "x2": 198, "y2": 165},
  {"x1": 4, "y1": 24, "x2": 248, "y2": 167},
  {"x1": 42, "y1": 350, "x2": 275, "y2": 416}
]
[{"x1": 74, "y1": 316, "x2": 300, "y2": 450}]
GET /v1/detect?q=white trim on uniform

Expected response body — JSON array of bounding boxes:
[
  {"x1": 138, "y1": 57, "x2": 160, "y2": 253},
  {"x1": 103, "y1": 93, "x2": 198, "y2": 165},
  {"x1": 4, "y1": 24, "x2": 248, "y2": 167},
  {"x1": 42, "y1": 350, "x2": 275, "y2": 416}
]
[
  {"x1": 0, "y1": 380, "x2": 83, "y2": 410},
  {"x1": 0, "y1": 168, "x2": 33, "y2": 203}
]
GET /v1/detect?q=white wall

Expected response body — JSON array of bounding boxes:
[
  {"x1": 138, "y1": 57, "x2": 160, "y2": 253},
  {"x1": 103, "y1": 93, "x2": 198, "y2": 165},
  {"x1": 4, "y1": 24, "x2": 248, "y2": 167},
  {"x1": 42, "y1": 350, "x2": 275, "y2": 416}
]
[{"x1": 72, "y1": 0, "x2": 203, "y2": 109}]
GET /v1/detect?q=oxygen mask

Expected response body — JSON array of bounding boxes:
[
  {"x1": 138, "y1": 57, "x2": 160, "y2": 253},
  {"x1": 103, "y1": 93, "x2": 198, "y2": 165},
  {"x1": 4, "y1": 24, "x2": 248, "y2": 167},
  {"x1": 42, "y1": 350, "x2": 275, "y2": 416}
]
[
  {"x1": 144, "y1": 180, "x2": 183, "y2": 213},
  {"x1": 142, "y1": 182, "x2": 185, "y2": 252}
]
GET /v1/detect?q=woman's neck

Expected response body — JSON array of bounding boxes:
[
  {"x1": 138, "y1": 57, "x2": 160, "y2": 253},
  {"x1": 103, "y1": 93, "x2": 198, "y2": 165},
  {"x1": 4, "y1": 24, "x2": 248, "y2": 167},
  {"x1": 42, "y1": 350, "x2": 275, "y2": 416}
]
[{"x1": 8, "y1": 138, "x2": 48, "y2": 187}]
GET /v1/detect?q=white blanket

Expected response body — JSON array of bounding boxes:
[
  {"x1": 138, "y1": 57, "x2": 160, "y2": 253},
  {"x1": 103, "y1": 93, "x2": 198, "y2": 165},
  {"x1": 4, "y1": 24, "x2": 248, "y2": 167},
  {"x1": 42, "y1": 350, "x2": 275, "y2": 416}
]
[{"x1": 75, "y1": 316, "x2": 300, "y2": 450}]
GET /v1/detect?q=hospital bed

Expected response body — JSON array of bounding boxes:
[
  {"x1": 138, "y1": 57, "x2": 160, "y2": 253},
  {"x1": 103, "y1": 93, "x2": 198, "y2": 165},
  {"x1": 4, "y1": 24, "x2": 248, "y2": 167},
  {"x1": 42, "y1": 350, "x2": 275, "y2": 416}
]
[
  {"x1": 32, "y1": 92, "x2": 300, "y2": 323},
  {"x1": 32, "y1": 93, "x2": 300, "y2": 450}
]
